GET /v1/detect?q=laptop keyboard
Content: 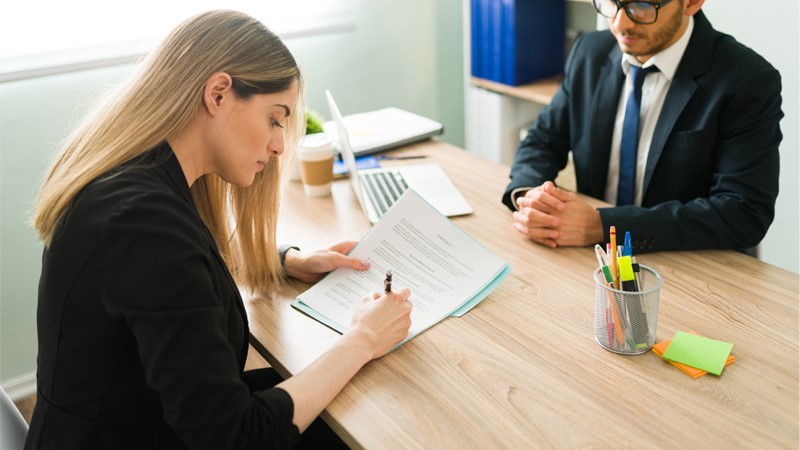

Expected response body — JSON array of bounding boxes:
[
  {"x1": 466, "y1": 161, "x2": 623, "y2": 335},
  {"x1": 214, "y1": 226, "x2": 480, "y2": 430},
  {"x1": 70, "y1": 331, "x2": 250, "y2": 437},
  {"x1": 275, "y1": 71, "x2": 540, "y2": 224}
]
[{"x1": 360, "y1": 171, "x2": 409, "y2": 217}]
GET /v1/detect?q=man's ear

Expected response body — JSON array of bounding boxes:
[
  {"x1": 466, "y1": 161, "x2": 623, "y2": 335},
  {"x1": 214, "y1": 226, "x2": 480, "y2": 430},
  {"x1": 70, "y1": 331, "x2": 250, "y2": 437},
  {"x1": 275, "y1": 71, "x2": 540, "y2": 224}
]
[
  {"x1": 685, "y1": 0, "x2": 705, "y2": 16},
  {"x1": 203, "y1": 72, "x2": 233, "y2": 116}
]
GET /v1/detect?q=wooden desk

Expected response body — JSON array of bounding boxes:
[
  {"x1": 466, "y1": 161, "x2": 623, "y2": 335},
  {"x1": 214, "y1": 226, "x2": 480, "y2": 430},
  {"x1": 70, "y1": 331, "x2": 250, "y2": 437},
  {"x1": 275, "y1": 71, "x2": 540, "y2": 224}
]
[{"x1": 244, "y1": 140, "x2": 799, "y2": 449}]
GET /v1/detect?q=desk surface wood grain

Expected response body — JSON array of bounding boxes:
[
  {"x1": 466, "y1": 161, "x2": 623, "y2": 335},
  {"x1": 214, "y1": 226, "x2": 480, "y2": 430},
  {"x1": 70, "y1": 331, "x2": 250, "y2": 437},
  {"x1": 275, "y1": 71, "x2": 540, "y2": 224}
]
[{"x1": 244, "y1": 140, "x2": 799, "y2": 449}]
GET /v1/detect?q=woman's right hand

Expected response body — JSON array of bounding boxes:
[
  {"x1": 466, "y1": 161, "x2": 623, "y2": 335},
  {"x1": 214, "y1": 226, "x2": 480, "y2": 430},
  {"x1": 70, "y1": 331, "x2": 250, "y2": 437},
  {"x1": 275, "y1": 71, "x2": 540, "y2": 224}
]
[{"x1": 345, "y1": 288, "x2": 413, "y2": 360}]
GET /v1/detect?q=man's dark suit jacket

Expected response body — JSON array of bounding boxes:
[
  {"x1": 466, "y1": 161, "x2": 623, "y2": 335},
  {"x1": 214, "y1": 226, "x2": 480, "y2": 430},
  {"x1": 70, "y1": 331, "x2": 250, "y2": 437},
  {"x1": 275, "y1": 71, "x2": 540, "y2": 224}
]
[
  {"x1": 502, "y1": 11, "x2": 782, "y2": 252},
  {"x1": 25, "y1": 144, "x2": 300, "y2": 449}
]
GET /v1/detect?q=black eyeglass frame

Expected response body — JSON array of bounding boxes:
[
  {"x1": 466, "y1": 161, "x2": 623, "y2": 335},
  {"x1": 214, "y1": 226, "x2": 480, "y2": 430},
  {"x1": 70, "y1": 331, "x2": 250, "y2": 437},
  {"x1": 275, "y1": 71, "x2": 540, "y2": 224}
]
[{"x1": 593, "y1": 0, "x2": 674, "y2": 25}]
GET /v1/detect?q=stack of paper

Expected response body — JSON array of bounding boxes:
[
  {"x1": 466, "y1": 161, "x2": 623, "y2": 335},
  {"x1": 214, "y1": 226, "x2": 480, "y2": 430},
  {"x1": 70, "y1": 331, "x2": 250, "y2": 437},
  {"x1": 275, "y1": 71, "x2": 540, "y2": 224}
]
[
  {"x1": 652, "y1": 331, "x2": 735, "y2": 377},
  {"x1": 292, "y1": 190, "x2": 510, "y2": 349}
]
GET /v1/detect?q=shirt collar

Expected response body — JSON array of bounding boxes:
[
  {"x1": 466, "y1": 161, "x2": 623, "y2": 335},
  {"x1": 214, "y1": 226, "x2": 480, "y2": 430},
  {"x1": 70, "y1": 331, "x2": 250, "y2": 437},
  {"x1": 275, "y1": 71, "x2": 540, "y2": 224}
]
[{"x1": 621, "y1": 15, "x2": 694, "y2": 81}]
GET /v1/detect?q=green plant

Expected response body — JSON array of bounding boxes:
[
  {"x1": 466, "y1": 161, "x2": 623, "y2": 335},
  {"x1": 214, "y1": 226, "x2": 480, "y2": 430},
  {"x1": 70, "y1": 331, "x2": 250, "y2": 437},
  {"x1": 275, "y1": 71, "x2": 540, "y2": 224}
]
[{"x1": 306, "y1": 110, "x2": 325, "y2": 135}]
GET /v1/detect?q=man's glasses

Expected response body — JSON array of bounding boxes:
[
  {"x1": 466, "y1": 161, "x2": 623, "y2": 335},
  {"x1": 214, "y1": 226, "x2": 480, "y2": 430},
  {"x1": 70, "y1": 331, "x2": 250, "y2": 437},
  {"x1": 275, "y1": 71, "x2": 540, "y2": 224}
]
[{"x1": 593, "y1": 0, "x2": 673, "y2": 25}]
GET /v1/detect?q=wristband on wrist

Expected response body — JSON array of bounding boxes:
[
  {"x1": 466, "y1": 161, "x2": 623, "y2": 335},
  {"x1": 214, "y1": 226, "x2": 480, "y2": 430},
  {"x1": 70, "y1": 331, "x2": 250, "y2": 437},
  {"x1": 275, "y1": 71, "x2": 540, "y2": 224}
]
[{"x1": 278, "y1": 245, "x2": 300, "y2": 269}]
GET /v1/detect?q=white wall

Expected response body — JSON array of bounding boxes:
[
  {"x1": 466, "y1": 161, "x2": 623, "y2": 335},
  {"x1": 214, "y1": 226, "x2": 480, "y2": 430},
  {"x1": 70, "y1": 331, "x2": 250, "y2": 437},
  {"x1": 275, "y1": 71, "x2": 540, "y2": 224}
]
[
  {"x1": 703, "y1": 1, "x2": 799, "y2": 273},
  {"x1": 1, "y1": 0, "x2": 796, "y2": 390},
  {"x1": 0, "y1": 0, "x2": 464, "y2": 386},
  {"x1": 465, "y1": 1, "x2": 800, "y2": 273}
]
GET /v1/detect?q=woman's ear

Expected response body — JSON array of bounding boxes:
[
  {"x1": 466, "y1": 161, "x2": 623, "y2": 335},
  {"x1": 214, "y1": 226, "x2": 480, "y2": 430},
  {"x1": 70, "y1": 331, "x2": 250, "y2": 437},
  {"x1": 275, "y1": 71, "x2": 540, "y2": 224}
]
[{"x1": 203, "y1": 72, "x2": 234, "y2": 116}]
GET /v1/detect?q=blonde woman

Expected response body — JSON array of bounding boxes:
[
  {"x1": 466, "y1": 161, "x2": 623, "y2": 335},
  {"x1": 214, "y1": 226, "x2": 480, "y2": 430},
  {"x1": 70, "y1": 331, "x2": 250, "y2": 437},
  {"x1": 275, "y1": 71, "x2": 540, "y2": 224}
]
[{"x1": 26, "y1": 10, "x2": 412, "y2": 450}]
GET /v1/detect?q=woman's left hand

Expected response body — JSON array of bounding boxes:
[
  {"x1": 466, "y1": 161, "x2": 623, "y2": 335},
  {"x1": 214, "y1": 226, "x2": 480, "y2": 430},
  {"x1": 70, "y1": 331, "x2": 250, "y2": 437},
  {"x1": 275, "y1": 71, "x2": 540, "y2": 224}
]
[{"x1": 283, "y1": 241, "x2": 370, "y2": 283}]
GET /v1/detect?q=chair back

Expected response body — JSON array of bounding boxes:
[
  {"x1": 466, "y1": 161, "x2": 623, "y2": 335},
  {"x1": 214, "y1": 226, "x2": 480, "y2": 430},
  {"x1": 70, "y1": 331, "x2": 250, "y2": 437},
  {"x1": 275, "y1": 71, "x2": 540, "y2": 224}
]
[{"x1": 0, "y1": 386, "x2": 28, "y2": 450}]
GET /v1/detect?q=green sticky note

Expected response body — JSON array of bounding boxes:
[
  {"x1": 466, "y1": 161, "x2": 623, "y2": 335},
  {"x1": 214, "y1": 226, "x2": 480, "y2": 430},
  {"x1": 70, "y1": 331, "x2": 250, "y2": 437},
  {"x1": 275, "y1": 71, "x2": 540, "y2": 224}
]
[{"x1": 662, "y1": 331, "x2": 734, "y2": 376}]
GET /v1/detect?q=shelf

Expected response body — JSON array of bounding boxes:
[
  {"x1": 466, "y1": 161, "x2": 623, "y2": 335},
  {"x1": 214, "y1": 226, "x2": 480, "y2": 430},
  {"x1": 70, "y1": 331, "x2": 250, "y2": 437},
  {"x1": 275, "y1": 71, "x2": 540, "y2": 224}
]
[{"x1": 470, "y1": 75, "x2": 563, "y2": 105}]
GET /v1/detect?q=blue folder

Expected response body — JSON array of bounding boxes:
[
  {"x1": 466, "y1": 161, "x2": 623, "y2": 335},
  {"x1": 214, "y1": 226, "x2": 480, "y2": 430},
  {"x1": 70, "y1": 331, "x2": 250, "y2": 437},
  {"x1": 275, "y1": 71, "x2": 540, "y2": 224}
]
[{"x1": 471, "y1": 0, "x2": 565, "y2": 86}]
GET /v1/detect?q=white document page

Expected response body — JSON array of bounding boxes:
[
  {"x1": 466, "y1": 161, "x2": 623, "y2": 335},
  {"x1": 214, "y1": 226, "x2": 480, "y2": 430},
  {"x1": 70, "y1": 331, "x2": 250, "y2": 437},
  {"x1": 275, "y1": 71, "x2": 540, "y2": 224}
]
[{"x1": 294, "y1": 190, "x2": 507, "y2": 341}]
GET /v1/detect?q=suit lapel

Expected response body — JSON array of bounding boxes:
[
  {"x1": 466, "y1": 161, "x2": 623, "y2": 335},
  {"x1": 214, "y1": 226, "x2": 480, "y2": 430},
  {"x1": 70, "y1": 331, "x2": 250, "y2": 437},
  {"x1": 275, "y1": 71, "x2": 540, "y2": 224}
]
[
  {"x1": 590, "y1": 46, "x2": 624, "y2": 197},
  {"x1": 643, "y1": 11, "x2": 714, "y2": 198}
]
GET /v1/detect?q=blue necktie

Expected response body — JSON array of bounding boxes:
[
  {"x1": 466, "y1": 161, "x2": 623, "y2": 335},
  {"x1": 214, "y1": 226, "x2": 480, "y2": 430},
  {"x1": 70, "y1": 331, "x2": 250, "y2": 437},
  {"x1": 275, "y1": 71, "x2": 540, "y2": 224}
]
[{"x1": 617, "y1": 65, "x2": 658, "y2": 206}]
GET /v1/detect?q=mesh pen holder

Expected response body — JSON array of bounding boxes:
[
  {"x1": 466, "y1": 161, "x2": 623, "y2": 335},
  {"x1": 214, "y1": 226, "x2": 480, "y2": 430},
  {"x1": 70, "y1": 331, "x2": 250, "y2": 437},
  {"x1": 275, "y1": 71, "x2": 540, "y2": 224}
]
[{"x1": 593, "y1": 265, "x2": 663, "y2": 355}]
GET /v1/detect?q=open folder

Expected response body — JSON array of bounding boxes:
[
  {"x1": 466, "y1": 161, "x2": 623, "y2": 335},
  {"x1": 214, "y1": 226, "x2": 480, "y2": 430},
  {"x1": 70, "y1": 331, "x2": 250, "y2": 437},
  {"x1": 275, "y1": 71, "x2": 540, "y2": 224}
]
[{"x1": 292, "y1": 190, "x2": 511, "y2": 348}]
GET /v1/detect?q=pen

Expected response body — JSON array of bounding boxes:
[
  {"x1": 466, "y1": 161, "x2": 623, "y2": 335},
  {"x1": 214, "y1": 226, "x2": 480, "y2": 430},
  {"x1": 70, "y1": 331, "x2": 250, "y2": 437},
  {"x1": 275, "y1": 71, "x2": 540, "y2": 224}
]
[
  {"x1": 600, "y1": 265, "x2": 626, "y2": 347},
  {"x1": 623, "y1": 231, "x2": 632, "y2": 256},
  {"x1": 605, "y1": 309, "x2": 615, "y2": 348},
  {"x1": 384, "y1": 270, "x2": 393, "y2": 294},
  {"x1": 594, "y1": 244, "x2": 607, "y2": 267},
  {"x1": 378, "y1": 154, "x2": 426, "y2": 160},
  {"x1": 609, "y1": 226, "x2": 618, "y2": 289}
]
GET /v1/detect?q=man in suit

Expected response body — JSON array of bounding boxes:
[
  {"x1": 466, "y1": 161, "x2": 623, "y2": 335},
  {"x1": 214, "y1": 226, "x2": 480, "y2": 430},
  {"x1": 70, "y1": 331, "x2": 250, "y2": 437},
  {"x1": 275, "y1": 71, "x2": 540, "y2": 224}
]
[{"x1": 502, "y1": 0, "x2": 782, "y2": 253}]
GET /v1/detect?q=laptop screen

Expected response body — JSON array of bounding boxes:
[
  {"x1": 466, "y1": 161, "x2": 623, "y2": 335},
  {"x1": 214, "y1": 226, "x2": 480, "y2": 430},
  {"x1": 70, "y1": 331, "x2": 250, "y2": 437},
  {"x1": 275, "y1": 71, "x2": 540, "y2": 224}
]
[{"x1": 325, "y1": 90, "x2": 366, "y2": 210}]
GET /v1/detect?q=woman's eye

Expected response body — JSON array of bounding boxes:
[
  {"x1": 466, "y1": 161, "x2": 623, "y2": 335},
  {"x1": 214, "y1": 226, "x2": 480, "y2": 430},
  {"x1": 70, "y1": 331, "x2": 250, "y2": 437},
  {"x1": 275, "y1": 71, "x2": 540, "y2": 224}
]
[{"x1": 271, "y1": 119, "x2": 284, "y2": 129}]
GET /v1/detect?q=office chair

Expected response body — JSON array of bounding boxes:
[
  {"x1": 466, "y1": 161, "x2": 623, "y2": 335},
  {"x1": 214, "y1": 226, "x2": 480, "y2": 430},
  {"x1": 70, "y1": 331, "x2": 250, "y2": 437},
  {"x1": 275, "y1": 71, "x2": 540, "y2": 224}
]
[{"x1": 1, "y1": 386, "x2": 28, "y2": 449}]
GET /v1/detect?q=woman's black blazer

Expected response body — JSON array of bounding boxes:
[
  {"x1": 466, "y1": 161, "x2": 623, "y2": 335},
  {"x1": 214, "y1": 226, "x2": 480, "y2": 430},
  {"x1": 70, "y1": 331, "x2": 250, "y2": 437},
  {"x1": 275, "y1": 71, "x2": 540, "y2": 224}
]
[{"x1": 26, "y1": 143, "x2": 299, "y2": 450}]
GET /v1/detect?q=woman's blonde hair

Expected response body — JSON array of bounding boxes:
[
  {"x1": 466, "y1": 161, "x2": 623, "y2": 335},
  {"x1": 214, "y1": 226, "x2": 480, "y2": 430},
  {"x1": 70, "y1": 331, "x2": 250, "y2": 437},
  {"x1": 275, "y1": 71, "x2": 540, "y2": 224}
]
[{"x1": 32, "y1": 10, "x2": 304, "y2": 293}]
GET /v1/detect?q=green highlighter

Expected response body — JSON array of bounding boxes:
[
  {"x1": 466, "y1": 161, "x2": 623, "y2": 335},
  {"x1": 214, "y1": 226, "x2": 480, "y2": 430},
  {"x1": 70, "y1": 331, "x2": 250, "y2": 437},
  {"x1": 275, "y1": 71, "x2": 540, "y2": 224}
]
[{"x1": 601, "y1": 265, "x2": 614, "y2": 284}]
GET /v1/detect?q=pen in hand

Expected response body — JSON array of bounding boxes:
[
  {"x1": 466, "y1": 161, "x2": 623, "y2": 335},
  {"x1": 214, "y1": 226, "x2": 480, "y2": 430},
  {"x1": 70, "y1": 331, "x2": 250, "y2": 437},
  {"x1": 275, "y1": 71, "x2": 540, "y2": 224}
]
[
  {"x1": 384, "y1": 270, "x2": 392, "y2": 294},
  {"x1": 378, "y1": 155, "x2": 426, "y2": 161}
]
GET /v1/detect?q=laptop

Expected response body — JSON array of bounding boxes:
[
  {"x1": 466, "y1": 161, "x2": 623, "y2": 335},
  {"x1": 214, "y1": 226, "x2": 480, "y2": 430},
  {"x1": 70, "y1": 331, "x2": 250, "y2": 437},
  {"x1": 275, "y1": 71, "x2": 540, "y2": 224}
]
[
  {"x1": 325, "y1": 90, "x2": 473, "y2": 224},
  {"x1": 323, "y1": 107, "x2": 444, "y2": 157}
]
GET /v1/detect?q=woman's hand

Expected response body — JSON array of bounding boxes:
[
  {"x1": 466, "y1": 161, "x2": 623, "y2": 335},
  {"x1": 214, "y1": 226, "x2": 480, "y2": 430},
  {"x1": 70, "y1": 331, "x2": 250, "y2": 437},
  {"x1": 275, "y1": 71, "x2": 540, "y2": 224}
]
[
  {"x1": 345, "y1": 288, "x2": 413, "y2": 360},
  {"x1": 278, "y1": 287, "x2": 413, "y2": 432},
  {"x1": 283, "y1": 241, "x2": 371, "y2": 283}
]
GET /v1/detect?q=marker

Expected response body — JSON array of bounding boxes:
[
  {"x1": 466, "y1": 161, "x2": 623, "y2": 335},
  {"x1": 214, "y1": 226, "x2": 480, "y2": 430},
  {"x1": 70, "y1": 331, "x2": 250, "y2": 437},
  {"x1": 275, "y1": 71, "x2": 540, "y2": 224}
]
[
  {"x1": 384, "y1": 270, "x2": 393, "y2": 294},
  {"x1": 619, "y1": 256, "x2": 648, "y2": 349},
  {"x1": 618, "y1": 256, "x2": 637, "y2": 292},
  {"x1": 609, "y1": 226, "x2": 618, "y2": 289},
  {"x1": 623, "y1": 231, "x2": 632, "y2": 256}
]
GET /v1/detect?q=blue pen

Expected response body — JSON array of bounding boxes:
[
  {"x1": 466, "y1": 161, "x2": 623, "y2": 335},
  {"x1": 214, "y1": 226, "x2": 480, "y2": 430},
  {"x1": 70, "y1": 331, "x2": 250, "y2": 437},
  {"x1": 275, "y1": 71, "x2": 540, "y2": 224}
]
[{"x1": 623, "y1": 231, "x2": 632, "y2": 256}]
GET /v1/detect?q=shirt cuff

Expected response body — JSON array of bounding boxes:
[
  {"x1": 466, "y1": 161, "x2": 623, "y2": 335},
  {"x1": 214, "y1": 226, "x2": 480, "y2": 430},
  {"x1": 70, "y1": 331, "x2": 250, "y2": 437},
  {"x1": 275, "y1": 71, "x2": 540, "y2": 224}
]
[
  {"x1": 510, "y1": 187, "x2": 534, "y2": 211},
  {"x1": 255, "y1": 387, "x2": 301, "y2": 448}
]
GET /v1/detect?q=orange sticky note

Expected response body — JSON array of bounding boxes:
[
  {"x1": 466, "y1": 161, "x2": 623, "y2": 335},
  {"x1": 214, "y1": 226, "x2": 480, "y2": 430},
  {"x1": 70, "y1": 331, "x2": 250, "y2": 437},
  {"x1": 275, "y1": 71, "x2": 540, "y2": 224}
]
[{"x1": 652, "y1": 332, "x2": 735, "y2": 378}]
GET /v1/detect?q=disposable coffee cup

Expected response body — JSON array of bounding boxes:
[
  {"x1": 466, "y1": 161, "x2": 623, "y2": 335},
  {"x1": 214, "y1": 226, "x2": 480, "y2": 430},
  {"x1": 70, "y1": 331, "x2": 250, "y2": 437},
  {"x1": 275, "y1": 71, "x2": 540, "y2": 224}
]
[{"x1": 298, "y1": 133, "x2": 334, "y2": 196}]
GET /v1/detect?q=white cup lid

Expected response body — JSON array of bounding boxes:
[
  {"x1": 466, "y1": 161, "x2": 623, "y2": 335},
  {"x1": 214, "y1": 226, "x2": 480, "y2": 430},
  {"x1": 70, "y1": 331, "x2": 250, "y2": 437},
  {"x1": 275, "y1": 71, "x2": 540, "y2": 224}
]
[
  {"x1": 299, "y1": 134, "x2": 333, "y2": 161},
  {"x1": 300, "y1": 133, "x2": 333, "y2": 153}
]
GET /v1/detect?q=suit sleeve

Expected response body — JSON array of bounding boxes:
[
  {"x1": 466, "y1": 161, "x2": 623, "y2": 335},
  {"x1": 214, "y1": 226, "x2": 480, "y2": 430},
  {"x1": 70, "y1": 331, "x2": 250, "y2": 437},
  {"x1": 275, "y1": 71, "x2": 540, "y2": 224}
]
[
  {"x1": 98, "y1": 191, "x2": 300, "y2": 450},
  {"x1": 599, "y1": 66, "x2": 782, "y2": 252},
  {"x1": 501, "y1": 34, "x2": 586, "y2": 210}
]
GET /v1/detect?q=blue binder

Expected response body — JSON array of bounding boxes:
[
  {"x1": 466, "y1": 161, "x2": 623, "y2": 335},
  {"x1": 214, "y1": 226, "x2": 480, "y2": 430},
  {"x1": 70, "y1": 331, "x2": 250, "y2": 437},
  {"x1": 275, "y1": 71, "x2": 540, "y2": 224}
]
[{"x1": 471, "y1": 0, "x2": 565, "y2": 86}]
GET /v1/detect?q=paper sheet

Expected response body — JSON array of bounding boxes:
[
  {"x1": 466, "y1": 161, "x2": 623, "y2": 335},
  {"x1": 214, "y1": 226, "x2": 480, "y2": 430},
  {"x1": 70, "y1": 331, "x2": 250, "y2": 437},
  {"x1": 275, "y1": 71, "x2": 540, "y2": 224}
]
[
  {"x1": 661, "y1": 331, "x2": 734, "y2": 376},
  {"x1": 652, "y1": 332, "x2": 735, "y2": 378},
  {"x1": 293, "y1": 190, "x2": 509, "y2": 344}
]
